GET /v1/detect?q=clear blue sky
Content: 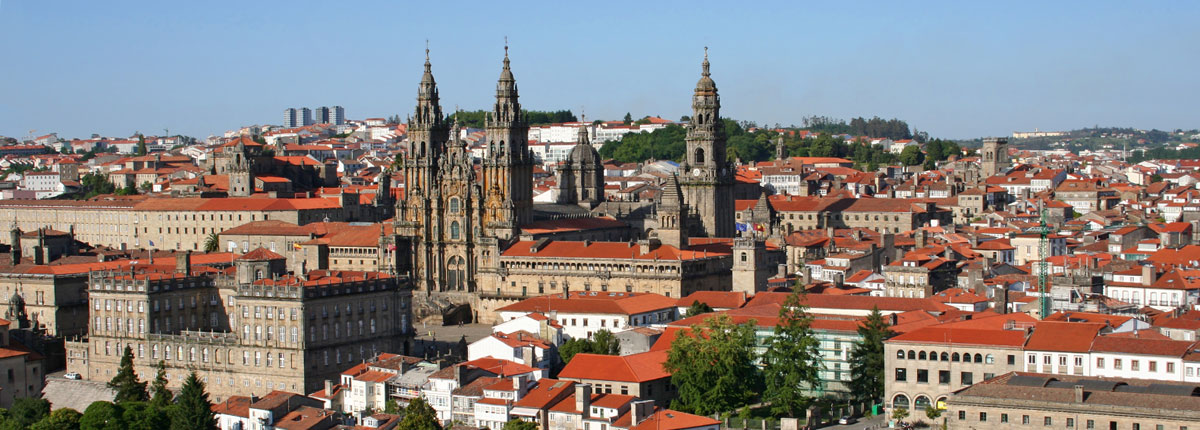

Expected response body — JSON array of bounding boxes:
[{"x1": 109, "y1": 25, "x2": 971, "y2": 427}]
[{"x1": 1, "y1": 1, "x2": 1197, "y2": 140}]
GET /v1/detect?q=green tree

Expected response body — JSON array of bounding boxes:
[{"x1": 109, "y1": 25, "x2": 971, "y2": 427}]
[
  {"x1": 898, "y1": 145, "x2": 924, "y2": 166},
  {"x1": 203, "y1": 233, "x2": 220, "y2": 253},
  {"x1": 384, "y1": 398, "x2": 402, "y2": 415},
  {"x1": 557, "y1": 338, "x2": 590, "y2": 365},
  {"x1": 168, "y1": 372, "x2": 216, "y2": 430},
  {"x1": 925, "y1": 406, "x2": 942, "y2": 421},
  {"x1": 78, "y1": 173, "x2": 117, "y2": 199},
  {"x1": 1150, "y1": 174, "x2": 1163, "y2": 183},
  {"x1": 684, "y1": 300, "x2": 713, "y2": 317},
  {"x1": 397, "y1": 397, "x2": 441, "y2": 430},
  {"x1": 761, "y1": 291, "x2": 823, "y2": 417},
  {"x1": 892, "y1": 408, "x2": 909, "y2": 422},
  {"x1": 121, "y1": 402, "x2": 169, "y2": 430},
  {"x1": 502, "y1": 419, "x2": 539, "y2": 430},
  {"x1": 590, "y1": 330, "x2": 620, "y2": 356},
  {"x1": 622, "y1": 112, "x2": 633, "y2": 125},
  {"x1": 848, "y1": 307, "x2": 896, "y2": 404},
  {"x1": 115, "y1": 185, "x2": 137, "y2": 196},
  {"x1": 135, "y1": 135, "x2": 147, "y2": 156},
  {"x1": 664, "y1": 314, "x2": 762, "y2": 416},
  {"x1": 149, "y1": 360, "x2": 172, "y2": 408},
  {"x1": 79, "y1": 402, "x2": 124, "y2": 430},
  {"x1": 3, "y1": 397, "x2": 51, "y2": 429},
  {"x1": 108, "y1": 345, "x2": 148, "y2": 403},
  {"x1": 30, "y1": 408, "x2": 82, "y2": 430}
]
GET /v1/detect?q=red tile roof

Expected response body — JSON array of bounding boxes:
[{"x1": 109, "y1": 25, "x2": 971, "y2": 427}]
[
  {"x1": 558, "y1": 350, "x2": 670, "y2": 383},
  {"x1": 498, "y1": 292, "x2": 677, "y2": 316},
  {"x1": 1024, "y1": 321, "x2": 1105, "y2": 352}
]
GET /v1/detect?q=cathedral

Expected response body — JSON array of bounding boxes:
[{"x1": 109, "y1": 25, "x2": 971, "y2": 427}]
[{"x1": 390, "y1": 47, "x2": 772, "y2": 323}]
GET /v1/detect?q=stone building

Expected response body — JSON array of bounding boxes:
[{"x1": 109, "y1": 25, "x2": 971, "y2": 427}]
[
  {"x1": 65, "y1": 249, "x2": 413, "y2": 401},
  {"x1": 884, "y1": 313, "x2": 1034, "y2": 415},
  {"x1": 980, "y1": 137, "x2": 1009, "y2": 179},
  {"x1": 945, "y1": 372, "x2": 1200, "y2": 429},
  {"x1": 0, "y1": 320, "x2": 45, "y2": 408},
  {"x1": 679, "y1": 50, "x2": 735, "y2": 239},
  {"x1": 0, "y1": 196, "x2": 357, "y2": 252},
  {"x1": 555, "y1": 122, "x2": 605, "y2": 209}
]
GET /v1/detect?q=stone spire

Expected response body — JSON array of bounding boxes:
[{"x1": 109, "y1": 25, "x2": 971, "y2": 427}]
[
  {"x1": 577, "y1": 114, "x2": 589, "y2": 145},
  {"x1": 680, "y1": 47, "x2": 734, "y2": 238},
  {"x1": 491, "y1": 39, "x2": 522, "y2": 126},
  {"x1": 655, "y1": 174, "x2": 688, "y2": 249},
  {"x1": 660, "y1": 174, "x2": 683, "y2": 209},
  {"x1": 776, "y1": 135, "x2": 785, "y2": 161}
]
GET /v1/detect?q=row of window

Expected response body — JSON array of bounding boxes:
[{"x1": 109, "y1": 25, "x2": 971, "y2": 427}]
[
  {"x1": 894, "y1": 368, "x2": 993, "y2": 385},
  {"x1": 955, "y1": 410, "x2": 1188, "y2": 430},
  {"x1": 895, "y1": 349, "x2": 1014, "y2": 365}
]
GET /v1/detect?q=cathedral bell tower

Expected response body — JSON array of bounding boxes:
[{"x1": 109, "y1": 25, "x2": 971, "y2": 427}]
[
  {"x1": 481, "y1": 44, "x2": 534, "y2": 240},
  {"x1": 680, "y1": 48, "x2": 735, "y2": 238}
]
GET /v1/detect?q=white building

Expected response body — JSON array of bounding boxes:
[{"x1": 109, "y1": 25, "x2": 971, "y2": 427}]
[
  {"x1": 467, "y1": 331, "x2": 553, "y2": 369},
  {"x1": 496, "y1": 292, "x2": 679, "y2": 340}
]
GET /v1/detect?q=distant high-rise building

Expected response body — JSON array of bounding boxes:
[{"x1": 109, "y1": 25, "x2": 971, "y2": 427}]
[
  {"x1": 312, "y1": 106, "x2": 345, "y2": 125},
  {"x1": 314, "y1": 106, "x2": 330, "y2": 124},
  {"x1": 299, "y1": 107, "x2": 313, "y2": 126},
  {"x1": 330, "y1": 106, "x2": 345, "y2": 125},
  {"x1": 284, "y1": 108, "x2": 299, "y2": 128}
]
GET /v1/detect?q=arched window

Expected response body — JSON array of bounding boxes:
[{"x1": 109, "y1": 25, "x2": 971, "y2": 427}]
[
  {"x1": 255, "y1": 269, "x2": 263, "y2": 280},
  {"x1": 450, "y1": 221, "x2": 461, "y2": 240},
  {"x1": 940, "y1": 352, "x2": 949, "y2": 361},
  {"x1": 449, "y1": 198, "x2": 460, "y2": 214},
  {"x1": 952, "y1": 352, "x2": 960, "y2": 362},
  {"x1": 985, "y1": 354, "x2": 995, "y2": 364},
  {"x1": 974, "y1": 353, "x2": 983, "y2": 363},
  {"x1": 896, "y1": 350, "x2": 905, "y2": 359},
  {"x1": 892, "y1": 394, "x2": 910, "y2": 410},
  {"x1": 931, "y1": 352, "x2": 939, "y2": 361},
  {"x1": 918, "y1": 351, "x2": 927, "y2": 360},
  {"x1": 694, "y1": 148, "x2": 705, "y2": 164},
  {"x1": 907, "y1": 350, "x2": 916, "y2": 360},
  {"x1": 913, "y1": 396, "x2": 932, "y2": 410}
]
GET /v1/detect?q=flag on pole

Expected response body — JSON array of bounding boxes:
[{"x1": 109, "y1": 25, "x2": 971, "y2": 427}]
[
  {"x1": 754, "y1": 223, "x2": 765, "y2": 232},
  {"x1": 736, "y1": 223, "x2": 749, "y2": 232}
]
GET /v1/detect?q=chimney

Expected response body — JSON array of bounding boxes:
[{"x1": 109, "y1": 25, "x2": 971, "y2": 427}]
[
  {"x1": 521, "y1": 346, "x2": 535, "y2": 366},
  {"x1": 176, "y1": 251, "x2": 192, "y2": 276},
  {"x1": 454, "y1": 364, "x2": 466, "y2": 386},
  {"x1": 513, "y1": 375, "x2": 523, "y2": 391},
  {"x1": 33, "y1": 246, "x2": 44, "y2": 266},
  {"x1": 631, "y1": 400, "x2": 655, "y2": 425},
  {"x1": 916, "y1": 230, "x2": 927, "y2": 248},
  {"x1": 1142, "y1": 265, "x2": 1156, "y2": 287},
  {"x1": 1073, "y1": 385, "x2": 1084, "y2": 403},
  {"x1": 575, "y1": 384, "x2": 592, "y2": 418},
  {"x1": 324, "y1": 380, "x2": 333, "y2": 396}
]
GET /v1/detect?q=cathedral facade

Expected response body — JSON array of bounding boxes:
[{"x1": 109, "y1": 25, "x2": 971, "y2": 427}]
[{"x1": 391, "y1": 49, "x2": 742, "y2": 323}]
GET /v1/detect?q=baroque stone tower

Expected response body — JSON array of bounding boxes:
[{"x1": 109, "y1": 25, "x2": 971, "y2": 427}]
[
  {"x1": 228, "y1": 139, "x2": 254, "y2": 197},
  {"x1": 654, "y1": 174, "x2": 689, "y2": 249},
  {"x1": 680, "y1": 49, "x2": 735, "y2": 238},
  {"x1": 481, "y1": 45, "x2": 534, "y2": 240},
  {"x1": 557, "y1": 120, "x2": 604, "y2": 209},
  {"x1": 395, "y1": 49, "x2": 484, "y2": 293},
  {"x1": 980, "y1": 137, "x2": 1009, "y2": 178}
]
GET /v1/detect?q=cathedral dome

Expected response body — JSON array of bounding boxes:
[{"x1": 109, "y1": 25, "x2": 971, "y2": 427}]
[{"x1": 568, "y1": 142, "x2": 600, "y2": 167}]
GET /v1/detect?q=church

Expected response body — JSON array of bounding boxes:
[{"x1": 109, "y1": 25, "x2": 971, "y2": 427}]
[{"x1": 388, "y1": 47, "x2": 783, "y2": 324}]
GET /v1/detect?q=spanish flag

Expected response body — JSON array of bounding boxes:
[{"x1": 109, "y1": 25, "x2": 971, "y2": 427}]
[{"x1": 293, "y1": 243, "x2": 302, "y2": 251}]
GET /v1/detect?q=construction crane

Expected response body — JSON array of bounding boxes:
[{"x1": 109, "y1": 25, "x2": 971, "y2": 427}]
[{"x1": 1037, "y1": 208, "x2": 1051, "y2": 319}]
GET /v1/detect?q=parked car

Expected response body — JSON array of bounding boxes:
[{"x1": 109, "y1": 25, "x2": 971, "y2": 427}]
[
  {"x1": 839, "y1": 416, "x2": 857, "y2": 425},
  {"x1": 63, "y1": 372, "x2": 81, "y2": 380}
]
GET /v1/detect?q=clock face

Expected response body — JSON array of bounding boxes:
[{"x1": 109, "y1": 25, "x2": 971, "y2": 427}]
[{"x1": 693, "y1": 168, "x2": 701, "y2": 176}]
